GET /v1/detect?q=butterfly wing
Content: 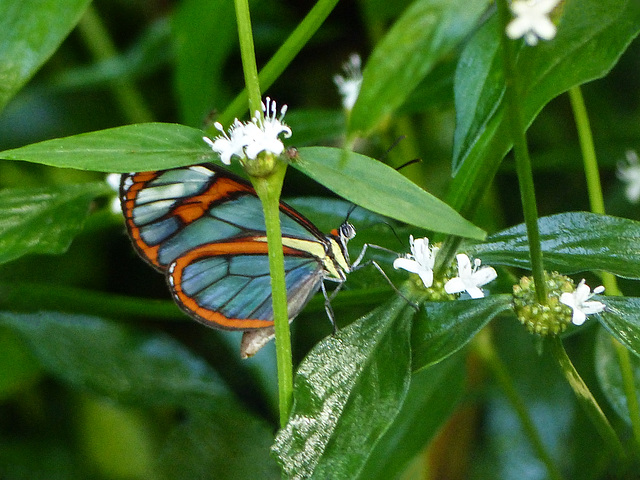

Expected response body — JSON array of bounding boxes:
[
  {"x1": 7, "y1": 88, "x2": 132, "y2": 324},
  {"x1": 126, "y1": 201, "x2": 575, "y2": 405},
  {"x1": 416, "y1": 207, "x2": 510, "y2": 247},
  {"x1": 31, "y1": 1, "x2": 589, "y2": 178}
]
[{"x1": 120, "y1": 164, "x2": 330, "y2": 330}]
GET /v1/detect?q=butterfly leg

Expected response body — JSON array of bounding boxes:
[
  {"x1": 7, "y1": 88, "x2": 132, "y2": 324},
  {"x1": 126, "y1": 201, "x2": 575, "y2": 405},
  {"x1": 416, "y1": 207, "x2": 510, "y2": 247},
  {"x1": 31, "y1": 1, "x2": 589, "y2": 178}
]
[
  {"x1": 321, "y1": 279, "x2": 347, "y2": 333},
  {"x1": 351, "y1": 243, "x2": 419, "y2": 311}
]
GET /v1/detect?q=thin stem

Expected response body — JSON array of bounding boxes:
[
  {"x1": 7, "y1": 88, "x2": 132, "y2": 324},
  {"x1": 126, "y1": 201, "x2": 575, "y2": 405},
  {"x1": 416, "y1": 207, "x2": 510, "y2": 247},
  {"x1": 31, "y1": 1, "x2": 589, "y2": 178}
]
[
  {"x1": 233, "y1": 0, "x2": 262, "y2": 116},
  {"x1": 232, "y1": 0, "x2": 293, "y2": 427},
  {"x1": 474, "y1": 330, "x2": 565, "y2": 480},
  {"x1": 496, "y1": 0, "x2": 546, "y2": 303},
  {"x1": 215, "y1": 0, "x2": 340, "y2": 129},
  {"x1": 76, "y1": 5, "x2": 154, "y2": 124},
  {"x1": 547, "y1": 336, "x2": 626, "y2": 460},
  {"x1": 568, "y1": 87, "x2": 605, "y2": 215},
  {"x1": 569, "y1": 85, "x2": 640, "y2": 457},
  {"x1": 252, "y1": 166, "x2": 293, "y2": 427}
]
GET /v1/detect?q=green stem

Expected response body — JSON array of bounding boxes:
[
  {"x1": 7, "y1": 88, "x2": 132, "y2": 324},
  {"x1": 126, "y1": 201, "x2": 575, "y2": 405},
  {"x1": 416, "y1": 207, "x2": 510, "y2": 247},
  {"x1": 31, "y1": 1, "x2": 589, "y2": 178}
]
[
  {"x1": 252, "y1": 165, "x2": 293, "y2": 427},
  {"x1": 496, "y1": 0, "x2": 546, "y2": 303},
  {"x1": 76, "y1": 5, "x2": 154, "y2": 124},
  {"x1": 568, "y1": 87, "x2": 605, "y2": 215},
  {"x1": 233, "y1": 0, "x2": 262, "y2": 116},
  {"x1": 547, "y1": 336, "x2": 626, "y2": 460},
  {"x1": 569, "y1": 85, "x2": 640, "y2": 458},
  {"x1": 233, "y1": 0, "x2": 293, "y2": 427},
  {"x1": 474, "y1": 330, "x2": 565, "y2": 480},
  {"x1": 215, "y1": 0, "x2": 340, "y2": 129}
]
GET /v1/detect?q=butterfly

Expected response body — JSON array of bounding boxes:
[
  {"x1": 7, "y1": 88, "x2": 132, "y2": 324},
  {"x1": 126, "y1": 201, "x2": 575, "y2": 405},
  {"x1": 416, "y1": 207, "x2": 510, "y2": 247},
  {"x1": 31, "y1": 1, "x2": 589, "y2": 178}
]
[{"x1": 120, "y1": 163, "x2": 362, "y2": 351}]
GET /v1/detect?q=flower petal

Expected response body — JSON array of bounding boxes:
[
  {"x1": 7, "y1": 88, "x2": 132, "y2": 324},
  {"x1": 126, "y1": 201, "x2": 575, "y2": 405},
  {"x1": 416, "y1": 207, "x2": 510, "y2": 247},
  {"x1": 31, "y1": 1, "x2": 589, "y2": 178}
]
[
  {"x1": 444, "y1": 277, "x2": 466, "y2": 295},
  {"x1": 393, "y1": 257, "x2": 420, "y2": 274}
]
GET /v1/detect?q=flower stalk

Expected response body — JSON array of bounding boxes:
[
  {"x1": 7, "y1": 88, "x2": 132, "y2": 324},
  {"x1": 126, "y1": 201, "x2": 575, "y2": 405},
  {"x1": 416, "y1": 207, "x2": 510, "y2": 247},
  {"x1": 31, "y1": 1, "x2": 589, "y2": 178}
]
[
  {"x1": 496, "y1": 0, "x2": 547, "y2": 303},
  {"x1": 569, "y1": 85, "x2": 640, "y2": 457},
  {"x1": 547, "y1": 336, "x2": 626, "y2": 461},
  {"x1": 232, "y1": 0, "x2": 293, "y2": 426}
]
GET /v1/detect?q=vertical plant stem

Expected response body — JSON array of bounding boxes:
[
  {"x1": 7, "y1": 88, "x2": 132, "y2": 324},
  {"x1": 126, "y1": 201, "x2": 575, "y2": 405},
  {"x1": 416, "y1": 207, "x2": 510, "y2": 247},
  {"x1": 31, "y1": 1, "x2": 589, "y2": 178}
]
[
  {"x1": 233, "y1": 0, "x2": 262, "y2": 116},
  {"x1": 216, "y1": 0, "x2": 340, "y2": 129},
  {"x1": 252, "y1": 167, "x2": 294, "y2": 427},
  {"x1": 76, "y1": 5, "x2": 154, "y2": 124},
  {"x1": 233, "y1": 0, "x2": 293, "y2": 427},
  {"x1": 474, "y1": 330, "x2": 565, "y2": 480},
  {"x1": 547, "y1": 336, "x2": 626, "y2": 460},
  {"x1": 495, "y1": 0, "x2": 546, "y2": 303},
  {"x1": 569, "y1": 85, "x2": 640, "y2": 457}
]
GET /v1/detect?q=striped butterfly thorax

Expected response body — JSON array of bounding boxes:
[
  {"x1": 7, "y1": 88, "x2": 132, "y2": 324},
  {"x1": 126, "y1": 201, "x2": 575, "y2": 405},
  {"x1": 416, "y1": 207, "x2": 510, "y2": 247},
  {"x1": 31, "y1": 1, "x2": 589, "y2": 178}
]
[{"x1": 120, "y1": 163, "x2": 355, "y2": 333}]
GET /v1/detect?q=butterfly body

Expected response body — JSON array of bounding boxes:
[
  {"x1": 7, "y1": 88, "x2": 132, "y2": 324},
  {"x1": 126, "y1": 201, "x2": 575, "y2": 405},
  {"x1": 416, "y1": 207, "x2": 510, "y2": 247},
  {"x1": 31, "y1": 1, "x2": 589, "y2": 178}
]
[{"x1": 120, "y1": 164, "x2": 354, "y2": 331}]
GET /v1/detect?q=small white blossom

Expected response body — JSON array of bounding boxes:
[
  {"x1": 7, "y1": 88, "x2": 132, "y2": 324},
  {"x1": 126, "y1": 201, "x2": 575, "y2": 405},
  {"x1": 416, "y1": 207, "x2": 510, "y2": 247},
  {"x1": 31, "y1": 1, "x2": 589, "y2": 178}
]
[
  {"x1": 203, "y1": 97, "x2": 291, "y2": 165},
  {"x1": 506, "y1": 0, "x2": 560, "y2": 46},
  {"x1": 560, "y1": 279, "x2": 605, "y2": 326},
  {"x1": 333, "y1": 53, "x2": 363, "y2": 111},
  {"x1": 617, "y1": 150, "x2": 640, "y2": 203},
  {"x1": 445, "y1": 254, "x2": 497, "y2": 299},
  {"x1": 105, "y1": 173, "x2": 122, "y2": 214},
  {"x1": 393, "y1": 236, "x2": 439, "y2": 288}
]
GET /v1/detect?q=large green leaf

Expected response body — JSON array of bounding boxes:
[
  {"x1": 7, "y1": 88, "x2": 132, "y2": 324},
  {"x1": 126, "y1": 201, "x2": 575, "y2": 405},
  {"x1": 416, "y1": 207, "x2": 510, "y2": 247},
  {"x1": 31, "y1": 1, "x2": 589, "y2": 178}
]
[
  {"x1": 357, "y1": 354, "x2": 465, "y2": 480},
  {"x1": 594, "y1": 327, "x2": 640, "y2": 425},
  {"x1": 294, "y1": 146, "x2": 485, "y2": 240},
  {"x1": 0, "y1": 0, "x2": 91, "y2": 111},
  {"x1": 448, "y1": 0, "x2": 640, "y2": 216},
  {"x1": 0, "y1": 182, "x2": 110, "y2": 265},
  {"x1": 597, "y1": 297, "x2": 640, "y2": 359},
  {"x1": 348, "y1": 0, "x2": 490, "y2": 134},
  {"x1": 272, "y1": 296, "x2": 415, "y2": 479},
  {"x1": 468, "y1": 213, "x2": 640, "y2": 279},
  {"x1": 0, "y1": 123, "x2": 211, "y2": 172},
  {"x1": 0, "y1": 312, "x2": 229, "y2": 406},
  {"x1": 412, "y1": 295, "x2": 513, "y2": 371}
]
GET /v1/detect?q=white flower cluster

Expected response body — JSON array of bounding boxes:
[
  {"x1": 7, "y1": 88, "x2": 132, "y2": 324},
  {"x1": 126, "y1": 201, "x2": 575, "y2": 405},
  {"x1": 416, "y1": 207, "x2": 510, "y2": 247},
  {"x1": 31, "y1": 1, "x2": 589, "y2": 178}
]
[
  {"x1": 393, "y1": 236, "x2": 497, "y2": 299},
  {"x1": 617, "y1": 150, "x2": 640, "y2": 204},
  {"x1": 333, "y1": 53, "x2": 363, "y2": 111},
  {"x1": 506, "y1": 0, "x2": 560, "y2": 46},
  {"x1": 560, "y1": 279, "x2": 605, "y2": 326},
  {"x1": 204, "y1": 97, "x2": 291, "y2": 165}
]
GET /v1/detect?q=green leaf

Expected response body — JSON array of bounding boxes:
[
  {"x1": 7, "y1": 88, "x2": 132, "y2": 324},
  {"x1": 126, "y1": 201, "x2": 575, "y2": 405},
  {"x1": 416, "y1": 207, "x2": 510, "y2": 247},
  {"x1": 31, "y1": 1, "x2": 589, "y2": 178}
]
[
  {"x1": 348, "y1": 0, "x2": 490, "y2": 134},
  {"x1": 412, "y1": 295, "x2": 513, "y2": 371},
  {"x1": 0, "y1": 182, "x2": 110, "y2": 265},
  {"x1": 173, "y1": 0, "x2": 236, "y2": 126},
  {"x1": 0, "y1": 0, "x2": 91, "y2": 111},
  {"x1": 0, "y1": 312, "x2": 230, "y2": 406},
  {"x1": 594, "y1": 327, "x2": 640, "y2": 425},
  {"x1": 597, "y1": 297, "x2": 640, "y2": 359},
  {"x1": 448, "y1": 0, "x2": 640, "y2": 215},
  {"x1": 357, "y1": 354, "x2": 465, "y2": 480},
  {"x1": 272, "y1": 296, "x2": 415, "y2": 479},
  {"x1": 0, "y1": 123, "x2": 212, "y2": 172},
  {"x1": 468, "y1": 213, "x2": 640, "y2": 279},
  {"x1": 294, "y1": 146, "x2": 485, "y2": 240}
]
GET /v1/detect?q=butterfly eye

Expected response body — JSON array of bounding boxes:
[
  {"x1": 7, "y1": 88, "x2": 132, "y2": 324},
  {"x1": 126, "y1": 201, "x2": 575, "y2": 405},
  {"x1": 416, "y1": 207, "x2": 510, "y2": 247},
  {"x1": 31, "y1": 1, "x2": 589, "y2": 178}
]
[{"x1": 339, "y1": 222, "x2": 356, "y2": 241}]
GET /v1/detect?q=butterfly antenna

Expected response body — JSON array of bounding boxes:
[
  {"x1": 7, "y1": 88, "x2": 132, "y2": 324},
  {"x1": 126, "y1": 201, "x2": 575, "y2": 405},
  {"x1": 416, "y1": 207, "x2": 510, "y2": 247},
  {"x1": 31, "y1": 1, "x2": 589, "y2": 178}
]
[
  {"x1": 395, "y1": 158, "x2": 422, "y2": 171},
  {"x1": 344, "y1": 203, "x2": 358, "y2": 223}
]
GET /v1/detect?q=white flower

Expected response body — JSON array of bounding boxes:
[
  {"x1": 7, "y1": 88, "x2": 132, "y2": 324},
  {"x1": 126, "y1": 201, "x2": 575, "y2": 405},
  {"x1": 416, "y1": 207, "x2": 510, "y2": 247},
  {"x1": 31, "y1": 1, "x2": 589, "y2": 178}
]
[
  {"x1": 444, "y1": 254, "x2": 497, "y2": 299},
  {"x1": 506, "y1": 0, "x2": 560, "y2": 46},
  {"x1": 105, "y1": 173, "x2": 122, "y2": 214},
  {"x1": 393, "y1": 235, "x2": 439, "y2": 288},
  {"x1": 333, "y1": 53, "x2": 363, "y2": 111},
  {"x1": 560, "y1": 279, "x2": 605, "y2": 326},
  {"x1": 617, "y1": 150, "x2": 640, "y2": 203},
  {"x1": 203, "y1": 97, "x2": 291, "y2": 165}
]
